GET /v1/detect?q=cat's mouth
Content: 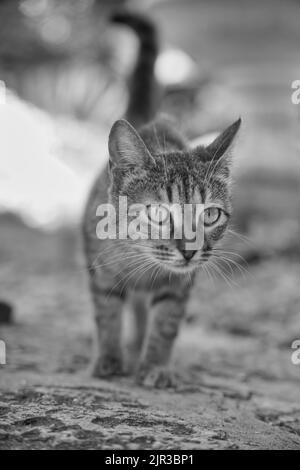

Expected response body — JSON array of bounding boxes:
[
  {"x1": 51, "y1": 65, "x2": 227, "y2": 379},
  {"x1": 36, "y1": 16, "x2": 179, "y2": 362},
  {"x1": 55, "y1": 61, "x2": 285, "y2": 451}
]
[
  {"x1": 154, "y1": 257, "x2": 205, "y2": 274},
  {"x1": 147, "y1": 246, "x2": 211, "y2": 274}
]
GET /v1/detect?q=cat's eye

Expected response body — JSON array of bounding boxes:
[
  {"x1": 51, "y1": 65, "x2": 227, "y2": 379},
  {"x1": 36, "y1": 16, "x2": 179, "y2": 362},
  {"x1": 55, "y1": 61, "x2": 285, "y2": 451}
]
[
  {"x1": 146, "y1": 204, "x2": 170, "y2": 226},
  {"x1": 203, "y1": 207, "x2": 221, "y2": 226}
]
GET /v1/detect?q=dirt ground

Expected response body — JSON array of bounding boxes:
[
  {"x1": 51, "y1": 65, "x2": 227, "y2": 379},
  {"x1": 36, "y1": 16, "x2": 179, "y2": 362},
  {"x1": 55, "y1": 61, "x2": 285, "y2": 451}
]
[{"x1": 1, "y1": 0, "x2": 300, "y2": 450}]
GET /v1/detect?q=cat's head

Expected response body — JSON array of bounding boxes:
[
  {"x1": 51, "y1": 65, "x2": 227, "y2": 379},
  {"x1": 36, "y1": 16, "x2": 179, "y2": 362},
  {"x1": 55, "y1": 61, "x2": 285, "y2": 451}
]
[{"x1": 107, "y1": 118, "x2": 241, "y2": 274}]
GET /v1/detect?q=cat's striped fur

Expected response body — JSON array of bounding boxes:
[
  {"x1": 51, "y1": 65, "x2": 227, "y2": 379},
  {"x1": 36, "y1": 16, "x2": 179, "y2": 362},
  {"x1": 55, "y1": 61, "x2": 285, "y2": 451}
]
[{"x1": 83, "y1": 11, "x2": 241, "y2": 387}]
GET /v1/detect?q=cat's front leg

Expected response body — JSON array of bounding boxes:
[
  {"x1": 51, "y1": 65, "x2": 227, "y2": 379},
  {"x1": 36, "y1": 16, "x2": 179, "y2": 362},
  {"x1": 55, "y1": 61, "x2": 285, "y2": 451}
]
[
  {"x1": 91, "y1": 281, "x2": 124, "y2": 378},
  {"x1": 136, "y1": 289, "x2": 188, "y2": 388}
]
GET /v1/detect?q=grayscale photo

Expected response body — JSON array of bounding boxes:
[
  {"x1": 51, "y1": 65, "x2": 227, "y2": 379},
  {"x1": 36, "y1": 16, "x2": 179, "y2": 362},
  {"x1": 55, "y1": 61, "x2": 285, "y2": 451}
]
[{"x1": 0, "y1": 0, "x2": 300, "y2": 453}]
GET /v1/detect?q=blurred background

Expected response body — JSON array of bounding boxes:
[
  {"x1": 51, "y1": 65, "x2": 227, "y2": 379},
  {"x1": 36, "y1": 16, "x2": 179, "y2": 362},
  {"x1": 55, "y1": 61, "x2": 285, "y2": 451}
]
[{"x1": 1, "y1": 0, "x2": 300, "y2": 411}]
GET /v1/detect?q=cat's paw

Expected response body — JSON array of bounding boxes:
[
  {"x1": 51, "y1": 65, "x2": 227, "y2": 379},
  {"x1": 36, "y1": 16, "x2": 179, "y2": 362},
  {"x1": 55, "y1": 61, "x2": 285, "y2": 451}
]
[
  {"x1": 92, "y1": 354, "x2": 123, "y2": 378},
  {"x1": 136, "y1": 365, "x2": 178, "y2": 389}
]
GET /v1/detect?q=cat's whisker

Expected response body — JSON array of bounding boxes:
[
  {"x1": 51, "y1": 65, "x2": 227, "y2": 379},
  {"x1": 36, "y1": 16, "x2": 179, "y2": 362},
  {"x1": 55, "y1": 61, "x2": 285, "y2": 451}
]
[
  {"x1": 187, "y1": 270, "x2": 193, "y2": 286},
  {"x1": 214, "y1": 256, "x2": 251, "y2": 286},
  {"x1": 226, "y1": 228, "x2": 255, "y2": 248},
  {"x1": 214, "y1": 256, "x2": 248, "y2": 278},
  {"x1": 211, "y1": 249, "x2": 251, "y2": 277},
  {"x1": 152, "y1": 254, "x2": 175, "y2": 262},
  {"x1": 212, "y1": 249, "x2": 250, "y2": 269},
  {"x1": 202, "y1": 261, "x2": 216, "y2": 287},
  {"x1": 163, "y1": 131, "x2": 167, "y2": 154},
  {"x1": 90, "y1": 251, "x2": 154, "y2": 273},
  {"x1": 107, "y1": 256, "x2": 156, "y2": 299},
  {"x1": 90, "y1": 241, "x2": 141, "y2": 265},
  {"x1": 90, "y1": 252, "x2": 149, "y2": 272},
  {"x1": 213, "y1": 256, "x2": 235, "y2": 277},
  {"x1": 150, "y1": 263, "x2": 162, "y2": 289},
  {"x1": 213, "y1": 252, "x2": 250, "y2": 277},
  {"x1": 132, "y1": 259, "x2": 157, "y2": 291},
  {"x1": 212, "y1": 248, "x2": 247, "y2": 260},
  {"x1": 66, "y1": 250, "x2": 144, "y2": 275},
  {"x1": 206, "y1": 258, "x2": 238, "y2": 289},
  {"x1": 91, "y1": 247, "x2": 143, "y2": 264},
  {"x1": 90, "y1": 239, "x2": 170, "y2": 269},
  {"x1": 121, "y1": 259, "x2": 156, "y2": 296}
]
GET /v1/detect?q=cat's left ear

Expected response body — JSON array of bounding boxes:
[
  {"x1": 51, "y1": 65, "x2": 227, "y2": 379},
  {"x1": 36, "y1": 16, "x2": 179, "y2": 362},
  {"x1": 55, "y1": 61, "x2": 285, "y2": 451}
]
[
  {"x1": 108, "y1": 119, "x2": 155, "y2": 170},
  {"x1": 205, "y1": 118, "x2": 241, "y2": 173}
]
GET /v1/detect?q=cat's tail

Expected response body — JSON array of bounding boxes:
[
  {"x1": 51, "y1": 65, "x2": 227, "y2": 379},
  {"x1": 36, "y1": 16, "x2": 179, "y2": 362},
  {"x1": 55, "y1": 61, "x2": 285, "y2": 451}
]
[{"x1": 111, "y1": 10, "x2": 159, "y2": 128}]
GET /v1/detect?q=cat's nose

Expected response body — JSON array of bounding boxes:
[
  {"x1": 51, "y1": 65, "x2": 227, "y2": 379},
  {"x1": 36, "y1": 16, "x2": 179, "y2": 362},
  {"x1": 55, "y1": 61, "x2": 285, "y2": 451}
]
[{"x1": 181, "y1": 250, "x2": 196, "y2": 261}]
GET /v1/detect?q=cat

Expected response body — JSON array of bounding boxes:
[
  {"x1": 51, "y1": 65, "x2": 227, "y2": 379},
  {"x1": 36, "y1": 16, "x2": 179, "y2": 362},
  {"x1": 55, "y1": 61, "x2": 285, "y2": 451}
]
[{"x1": 83, "y1": 11, "x2": 241, "y2": 388}]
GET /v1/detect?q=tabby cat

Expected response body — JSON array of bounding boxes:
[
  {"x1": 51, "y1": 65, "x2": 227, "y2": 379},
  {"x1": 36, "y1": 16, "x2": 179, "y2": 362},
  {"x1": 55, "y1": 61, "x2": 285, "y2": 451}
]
[{"x1": 83, "y1": 11, "x2": 241, "y2": 388}]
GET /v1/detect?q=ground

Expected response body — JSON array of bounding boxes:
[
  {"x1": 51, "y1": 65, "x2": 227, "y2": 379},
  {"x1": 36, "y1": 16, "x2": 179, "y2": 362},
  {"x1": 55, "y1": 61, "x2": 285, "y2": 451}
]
[
  {"x1": 1, "y1": 0, "x2": 300, "y2": 451},
  {"x1": 0, "y1": 216, "x2": 300, "y2": 450}
]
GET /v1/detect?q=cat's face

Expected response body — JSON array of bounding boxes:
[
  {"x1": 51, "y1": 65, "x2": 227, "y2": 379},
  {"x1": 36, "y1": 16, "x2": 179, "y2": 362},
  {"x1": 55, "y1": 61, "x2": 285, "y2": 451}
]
[{"x1": 108, "y1": 119, "x2": 241, "y2": 274}]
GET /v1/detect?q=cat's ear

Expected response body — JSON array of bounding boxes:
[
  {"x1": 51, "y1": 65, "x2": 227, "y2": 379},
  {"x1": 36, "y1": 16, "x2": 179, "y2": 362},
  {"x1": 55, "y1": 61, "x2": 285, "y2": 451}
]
[
  {"x1": 108, "y1": 119, "x2": 155, "y2": 170},
  {"x1": 206, "y1": 118, "x2": 241, "y2": 161}
]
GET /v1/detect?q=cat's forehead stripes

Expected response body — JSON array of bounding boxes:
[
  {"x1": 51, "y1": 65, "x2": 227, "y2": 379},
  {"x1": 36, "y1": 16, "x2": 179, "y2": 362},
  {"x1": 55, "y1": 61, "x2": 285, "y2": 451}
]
[
  {"x1": 121, "y1": 147, "x2": 231, "y2": 212},
  {"x1": 158, "y1": 179, "x2": 204, "y2": 205},
  {"x1": 192, "y1": 187, "x2": 202, "y2": 204},
  {"x1": 170, "y1": 184, "x2": 181, "y2": 203},
  {"x1": 158, "y1": 184, "x2": 180, "y2": 204},
  {"x1": 158, "y1": 187, "x2": 170, "y2": 203}
]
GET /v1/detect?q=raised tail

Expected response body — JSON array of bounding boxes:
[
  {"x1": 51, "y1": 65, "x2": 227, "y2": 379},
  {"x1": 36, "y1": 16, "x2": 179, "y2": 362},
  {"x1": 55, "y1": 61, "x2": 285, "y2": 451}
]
[{"x1": 111, "y1": 10, "x2": 159, "y2": 128}]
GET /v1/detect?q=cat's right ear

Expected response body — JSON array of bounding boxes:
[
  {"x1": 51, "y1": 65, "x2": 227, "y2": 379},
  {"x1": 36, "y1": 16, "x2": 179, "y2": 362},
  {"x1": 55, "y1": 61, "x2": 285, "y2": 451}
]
[
  {"x1": 205, "y1": 118, "x2": 241, "y2": 161},
  {"x1": 108, "y1": 119, "x2": 155, "y2": 170}
]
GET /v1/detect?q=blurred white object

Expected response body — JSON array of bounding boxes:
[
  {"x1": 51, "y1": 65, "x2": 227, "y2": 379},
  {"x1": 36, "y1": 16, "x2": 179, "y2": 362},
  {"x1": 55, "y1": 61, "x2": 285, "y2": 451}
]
[
  {"x1": 0, "y1": 90, "x2": 107, "y2": 229},
  {"x1": 155, "y1": 48, "x2": 199, "y2": 87}
]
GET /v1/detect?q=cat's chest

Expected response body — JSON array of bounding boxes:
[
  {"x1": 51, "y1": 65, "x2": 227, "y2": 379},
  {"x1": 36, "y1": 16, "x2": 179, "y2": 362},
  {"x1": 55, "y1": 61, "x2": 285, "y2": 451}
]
[
  {"x1": 116, "y1": 259, "x2": 185, "y2": 293},
  {"x1": 117, "y1": 262, "x2": 166, "y2": 291}
]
